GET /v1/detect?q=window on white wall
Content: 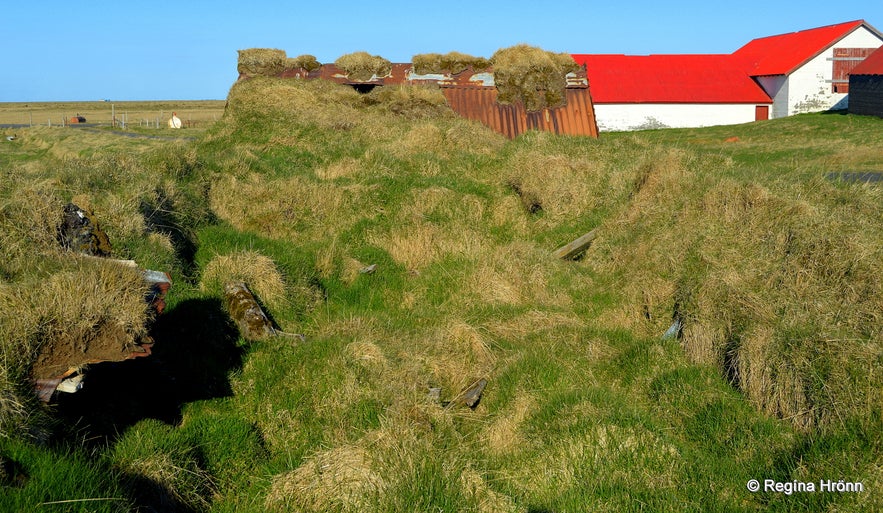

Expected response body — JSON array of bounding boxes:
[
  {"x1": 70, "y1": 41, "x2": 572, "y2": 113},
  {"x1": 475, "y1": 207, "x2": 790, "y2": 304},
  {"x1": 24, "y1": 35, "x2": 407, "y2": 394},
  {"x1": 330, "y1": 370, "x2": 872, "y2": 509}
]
[{"x1": 832, "y1": 48, "x2": 878, "y2": 93}]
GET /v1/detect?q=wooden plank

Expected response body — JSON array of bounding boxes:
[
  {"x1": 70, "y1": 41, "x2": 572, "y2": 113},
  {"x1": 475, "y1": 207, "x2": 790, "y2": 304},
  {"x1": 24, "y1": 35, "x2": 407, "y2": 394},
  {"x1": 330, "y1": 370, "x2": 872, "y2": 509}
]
[{"x1": 552, "y1": 228, "x2": 598, "y2": 260}]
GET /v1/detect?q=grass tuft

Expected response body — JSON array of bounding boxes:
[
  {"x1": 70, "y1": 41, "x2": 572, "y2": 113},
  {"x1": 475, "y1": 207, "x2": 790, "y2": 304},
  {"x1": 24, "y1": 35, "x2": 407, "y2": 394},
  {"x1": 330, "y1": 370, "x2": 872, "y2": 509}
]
[
  {"x1": 490, "y1": 44, "x2": 580, "y2": 111},
  {"x1": 334, "y1": 52, "x2": 392, "y2": 82}
]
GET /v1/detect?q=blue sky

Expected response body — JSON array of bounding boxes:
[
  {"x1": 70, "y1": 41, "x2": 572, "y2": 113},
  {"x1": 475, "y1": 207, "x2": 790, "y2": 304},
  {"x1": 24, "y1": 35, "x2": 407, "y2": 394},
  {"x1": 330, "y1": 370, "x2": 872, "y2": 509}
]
[{"x1": 2, "y1": 1, "x2": 880, "y2": 101}]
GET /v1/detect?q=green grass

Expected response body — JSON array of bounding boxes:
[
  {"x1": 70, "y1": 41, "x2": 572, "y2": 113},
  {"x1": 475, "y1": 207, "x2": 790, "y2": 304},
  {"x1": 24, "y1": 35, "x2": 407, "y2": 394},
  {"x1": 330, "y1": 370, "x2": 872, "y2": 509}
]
[{"x1": 1, "y1": 79, "x2": 881, "y2": 512}]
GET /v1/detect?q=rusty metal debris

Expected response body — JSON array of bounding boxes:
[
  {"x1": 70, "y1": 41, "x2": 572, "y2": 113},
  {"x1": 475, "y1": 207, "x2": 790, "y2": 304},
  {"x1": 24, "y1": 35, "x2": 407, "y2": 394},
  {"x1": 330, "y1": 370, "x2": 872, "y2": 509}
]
[
  {"x1": 57, "y1": 203, "x2": 112, "y2": 256},
  {"x1": 223, "y1": 281, "x2": 276, "y2": 341}
]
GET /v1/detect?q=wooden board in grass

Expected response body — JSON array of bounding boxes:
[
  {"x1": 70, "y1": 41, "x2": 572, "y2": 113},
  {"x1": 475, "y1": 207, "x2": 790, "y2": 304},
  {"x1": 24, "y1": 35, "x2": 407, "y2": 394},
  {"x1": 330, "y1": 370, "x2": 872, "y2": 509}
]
[{"x1": 552, "y1": 229, "x2": 598, "y2": 260}]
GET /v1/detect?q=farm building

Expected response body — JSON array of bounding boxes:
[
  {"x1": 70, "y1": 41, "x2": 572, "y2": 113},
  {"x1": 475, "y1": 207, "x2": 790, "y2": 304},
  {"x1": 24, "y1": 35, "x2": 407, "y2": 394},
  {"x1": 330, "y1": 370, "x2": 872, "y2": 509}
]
[
  {"x1": 569, "y1": 54, "x2": 772, "y2": 131},
  {"x1": 573, "y1": 20, "x2": 883, "y2": 131},
  {"x1": 848, "y1": 46, "x2": 883, "y2": 117},
  {"x1": 733, "y1": 20, "x2": 883, "y2": 117}
]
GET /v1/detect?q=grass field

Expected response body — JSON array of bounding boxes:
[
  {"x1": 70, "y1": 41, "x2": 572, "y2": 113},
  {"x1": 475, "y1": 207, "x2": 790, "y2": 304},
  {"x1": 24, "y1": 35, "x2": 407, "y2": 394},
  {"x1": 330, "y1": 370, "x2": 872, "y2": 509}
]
[
  {"x1": 0, "y1": 100, "x2": 226, "y2": 128},
  {"x1": 1, "y1": 81, "x2": 881, "y2": 512}
]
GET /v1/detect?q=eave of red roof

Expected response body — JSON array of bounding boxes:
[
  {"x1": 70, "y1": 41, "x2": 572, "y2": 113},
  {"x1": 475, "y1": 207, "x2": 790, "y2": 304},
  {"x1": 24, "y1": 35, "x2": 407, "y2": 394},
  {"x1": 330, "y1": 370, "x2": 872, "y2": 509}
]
[
  {"x1": 571, "y1": 54, "x2": 772, "y2": 104},
  {"x1": 851, "y1": 45, "x2": 883, "y2": 75},
  {"x1": 733, "y1": 20, "x2": 866, "y2": 76}
]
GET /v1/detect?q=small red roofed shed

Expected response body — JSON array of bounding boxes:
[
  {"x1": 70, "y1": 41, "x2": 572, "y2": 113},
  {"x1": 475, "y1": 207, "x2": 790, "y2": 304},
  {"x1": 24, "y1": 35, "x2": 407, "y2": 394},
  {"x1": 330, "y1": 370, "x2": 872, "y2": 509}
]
[{"x1": 848, "y1": 46, "x2": 883, "y2": 117}]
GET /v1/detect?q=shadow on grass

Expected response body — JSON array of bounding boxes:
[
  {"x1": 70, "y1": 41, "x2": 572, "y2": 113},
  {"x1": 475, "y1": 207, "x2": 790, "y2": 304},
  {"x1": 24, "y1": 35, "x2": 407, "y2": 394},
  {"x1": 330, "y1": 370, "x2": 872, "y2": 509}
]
[
  {"x1": 53, "y1": 298, "x2": 244, "y2": 446},
  {"x1": 140, "y1": 189, "x2": 200, "y2": 282},
  {"x1": 119, "y1": 474, "x2": 204, "y2": 513}
]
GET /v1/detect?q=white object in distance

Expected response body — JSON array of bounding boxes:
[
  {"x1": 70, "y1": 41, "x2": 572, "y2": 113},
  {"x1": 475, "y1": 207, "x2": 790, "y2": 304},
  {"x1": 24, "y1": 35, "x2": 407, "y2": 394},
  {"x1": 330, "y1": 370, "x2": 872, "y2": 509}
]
[{"x1": 168, "y1": 112, "x2": 182, "y2": 129}]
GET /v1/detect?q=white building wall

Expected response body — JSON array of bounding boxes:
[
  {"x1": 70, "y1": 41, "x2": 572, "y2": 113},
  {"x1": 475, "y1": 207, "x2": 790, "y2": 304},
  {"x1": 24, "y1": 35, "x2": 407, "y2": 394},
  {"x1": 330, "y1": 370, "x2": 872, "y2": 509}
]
[
  {"x1": 756, "y1": 75, "x2": 789, "y2": 118},
  {"x1": 594, "y1": 103, "x2": 762, "y2": 132},
  {"x1": 784, "y1": 28, "x2": 883, "y2": 115}
]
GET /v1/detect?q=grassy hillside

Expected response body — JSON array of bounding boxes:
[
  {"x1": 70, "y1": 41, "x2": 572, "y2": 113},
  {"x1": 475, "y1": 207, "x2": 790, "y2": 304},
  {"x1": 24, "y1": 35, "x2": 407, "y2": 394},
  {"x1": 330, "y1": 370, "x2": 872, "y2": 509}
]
[{"x1": 1, "y1": 78, "x2": 881, "y2": 512}]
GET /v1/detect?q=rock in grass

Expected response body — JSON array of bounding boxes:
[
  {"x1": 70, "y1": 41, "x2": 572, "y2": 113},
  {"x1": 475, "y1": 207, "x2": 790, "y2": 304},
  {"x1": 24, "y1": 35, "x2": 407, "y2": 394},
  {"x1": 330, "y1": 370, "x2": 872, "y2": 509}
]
[
  {"x1": 445, "y1": 378, "x2": 488, "y2": 409},
  {"x1": 223, "y1": 281, "x2": 276, "y2": 341},
  {"x1": 57, "y1": 203, "x2": 112, "y2": 256}
]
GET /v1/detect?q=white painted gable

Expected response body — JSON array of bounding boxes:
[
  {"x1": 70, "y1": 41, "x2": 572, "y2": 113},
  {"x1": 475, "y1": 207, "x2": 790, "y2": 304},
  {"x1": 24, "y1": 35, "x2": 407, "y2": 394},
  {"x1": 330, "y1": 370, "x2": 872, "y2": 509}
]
[{"x1": 779, "y1": 27, "x2": 883, "y2": 117}]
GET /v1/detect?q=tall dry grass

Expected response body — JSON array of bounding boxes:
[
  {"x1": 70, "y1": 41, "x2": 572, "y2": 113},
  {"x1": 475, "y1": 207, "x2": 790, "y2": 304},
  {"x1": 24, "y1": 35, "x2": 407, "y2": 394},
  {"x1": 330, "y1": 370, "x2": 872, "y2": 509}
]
[
  {"x1": 411, "y1": 51, "x2": 491, "y2": 75},
  {"x1": 237, "y1": 48, "x2": 288, "y2": 77},
  {"x1": 0, "y1": 136, "x2": 197, "y2": 437},
  {"x1": 209, "y1": 172, "x2": 367, "y2": 243},
  {"x1": 200, "y1": 251, "x2": 287, "y2": 311},
  {"x1": 586, "y1": 147, "x2": 883, "y2": 430}
]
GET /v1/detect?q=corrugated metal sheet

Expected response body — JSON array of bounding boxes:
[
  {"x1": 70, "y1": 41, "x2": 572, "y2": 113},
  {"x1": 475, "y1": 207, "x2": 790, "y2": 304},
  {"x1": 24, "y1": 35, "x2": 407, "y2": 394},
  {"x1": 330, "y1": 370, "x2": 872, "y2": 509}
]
[
  {"x1": 440, "y1": 86, "x2": 597, "y2": 138},
  {"x1": 274, "y1": 63, "x2": 598, "y2": 139}
]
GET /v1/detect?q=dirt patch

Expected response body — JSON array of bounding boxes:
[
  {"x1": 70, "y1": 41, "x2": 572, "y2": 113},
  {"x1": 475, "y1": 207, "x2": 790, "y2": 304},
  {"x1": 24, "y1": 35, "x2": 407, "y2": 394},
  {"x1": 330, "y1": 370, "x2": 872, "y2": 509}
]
[{"x1": 31, "y1": 322, "x2": 146, "y2": 380}]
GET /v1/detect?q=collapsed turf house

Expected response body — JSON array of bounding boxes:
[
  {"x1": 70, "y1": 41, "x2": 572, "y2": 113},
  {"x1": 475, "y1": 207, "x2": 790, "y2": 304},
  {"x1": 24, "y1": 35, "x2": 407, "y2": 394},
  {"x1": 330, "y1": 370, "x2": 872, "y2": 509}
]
[
  {"x1": 572, "y1": 20, "x2": 883, "y2": 131},
  {"x1": 236, "y1": 49, "x2": 600, "y2": 139}
]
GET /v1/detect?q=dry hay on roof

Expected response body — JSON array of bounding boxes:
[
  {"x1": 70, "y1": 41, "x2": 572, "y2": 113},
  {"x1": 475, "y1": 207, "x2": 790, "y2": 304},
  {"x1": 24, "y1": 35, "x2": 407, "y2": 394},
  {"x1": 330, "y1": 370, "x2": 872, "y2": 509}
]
[
  {"x1": 238, "y1": 48, "x2": 288, "y2": 77},
  {"x1": 334, "y1": 51, "x2": 392, "y2": 82},
  {"x1": 285, "y1": 54, "x2": 321, "y2": 72},
  {"x1": 412, "y1": 51, "x2": 491, "y2": 75},
  {"x1": 490, "y1": 44, "x2": 580, "y2": 112}
]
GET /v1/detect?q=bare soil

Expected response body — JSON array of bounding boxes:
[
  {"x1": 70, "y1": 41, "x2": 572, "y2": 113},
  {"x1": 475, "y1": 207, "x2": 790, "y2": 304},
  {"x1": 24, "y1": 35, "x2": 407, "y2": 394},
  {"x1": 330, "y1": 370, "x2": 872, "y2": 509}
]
[{"x1": 31, "y1": 323, "x2": 146, "y2": 380}]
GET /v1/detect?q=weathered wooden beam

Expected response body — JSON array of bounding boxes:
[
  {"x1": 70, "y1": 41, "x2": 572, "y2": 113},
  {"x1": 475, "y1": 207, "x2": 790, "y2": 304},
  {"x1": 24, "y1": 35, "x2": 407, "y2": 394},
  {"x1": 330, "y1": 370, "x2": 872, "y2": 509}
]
[{"x1": 552, "y1": 228, "x2": 597, "y2": 260}]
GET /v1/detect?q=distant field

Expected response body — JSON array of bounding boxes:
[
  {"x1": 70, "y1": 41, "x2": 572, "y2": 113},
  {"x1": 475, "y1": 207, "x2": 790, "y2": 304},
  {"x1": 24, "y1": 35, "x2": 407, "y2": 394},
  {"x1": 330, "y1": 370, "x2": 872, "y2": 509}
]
[{"x1": 0, "y1": 100, "x2": 226, "y2": 128}]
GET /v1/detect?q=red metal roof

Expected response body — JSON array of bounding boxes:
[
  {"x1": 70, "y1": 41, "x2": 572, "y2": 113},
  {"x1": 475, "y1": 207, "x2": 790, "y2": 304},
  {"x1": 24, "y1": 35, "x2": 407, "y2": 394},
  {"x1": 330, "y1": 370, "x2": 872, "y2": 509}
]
[
  {"x1": 851, "y1": 45, "x2": 883, "y2": 75},
  {"x1": 733, "y1": 20, "x2": 866, "y2": 76},
  {"x1": 570, "y1": 54, "x2": 771, "y2": 104}
]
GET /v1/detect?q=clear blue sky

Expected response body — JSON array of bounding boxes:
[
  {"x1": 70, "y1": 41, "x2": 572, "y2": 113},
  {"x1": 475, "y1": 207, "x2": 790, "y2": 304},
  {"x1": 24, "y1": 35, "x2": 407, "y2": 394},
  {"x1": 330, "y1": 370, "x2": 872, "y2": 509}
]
[{"x1": 2, "y1": 1, "x2": 880, "y2": 101}]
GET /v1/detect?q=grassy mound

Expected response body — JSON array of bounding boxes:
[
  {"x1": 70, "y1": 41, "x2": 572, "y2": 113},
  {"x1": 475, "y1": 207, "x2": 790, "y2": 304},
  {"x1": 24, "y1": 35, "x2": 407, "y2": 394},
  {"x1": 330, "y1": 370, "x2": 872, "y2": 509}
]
[
  {"x1": 286, "y1": 54, "x2": 321, "y2": 72},
  {"x1": 0, "y1": 139, "x2": 207, "y2": 438},
  {"x1": 490, "y1": 44, "x2": 580, "y2": 111},
  {"x1": 334, "y1": 51, "x2": 392, "y2": 81},
  {"x1": 237, "y1": 48, "x2": 288, "y2": 77},
  {"x1": 411, "y1": 51, "x2": 491, "y2": 75},
  {"x1": 588, "y1": 149, "x2": 883, "y2": 430}
]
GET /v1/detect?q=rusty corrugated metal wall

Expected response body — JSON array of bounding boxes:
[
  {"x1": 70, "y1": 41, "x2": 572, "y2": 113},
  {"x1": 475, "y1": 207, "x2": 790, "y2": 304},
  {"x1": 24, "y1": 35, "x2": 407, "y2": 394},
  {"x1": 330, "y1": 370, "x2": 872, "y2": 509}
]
[
  {"x1": 441, "y1": 86, "x2": 598, "y2": 139},
  {"x1": 270, "y1": 62, "x2": 599, "y2": 139}
]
